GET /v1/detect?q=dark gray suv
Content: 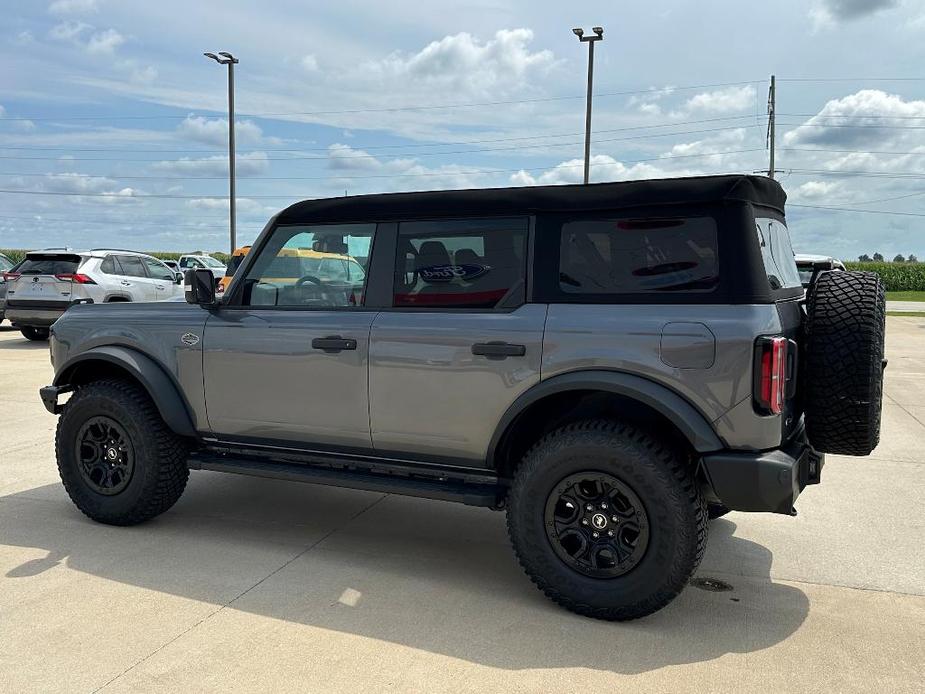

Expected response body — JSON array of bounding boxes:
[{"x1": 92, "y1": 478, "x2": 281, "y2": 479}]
[{"x1": 41, "y1": 175, "x2": 886, "y2": 620}]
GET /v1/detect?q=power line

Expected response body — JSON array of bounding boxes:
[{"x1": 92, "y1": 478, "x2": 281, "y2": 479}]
[
  {"x1": 0, "y1": 115, "x2": 764, "y2": 154},
  {"x1": 782, "y1": 147, "x2": 925, "y2": 157},
  {"x1": 789, "y1": 203, "x2": 925, "y2": 218},
  {"x1": 0, "y1": 148, "x2": 765, "y2": 181},
  {"x1": 0, "y1": 80, "x2": 763, "y2": 123},
  {"x1": 0, "y1": 124, "x2": 762, "y2": 163},
  {"x1": 777, "y1": 77, "x2": 925, "y2": 82}
]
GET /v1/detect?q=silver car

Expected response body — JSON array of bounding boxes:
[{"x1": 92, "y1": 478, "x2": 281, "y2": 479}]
[{"x1": 0, "y1": 252, "x2": 16, "y2": 323}]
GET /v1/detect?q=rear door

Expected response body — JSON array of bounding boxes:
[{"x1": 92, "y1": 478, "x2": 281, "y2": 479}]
[
  {"x1": 7, "y1": 253, "x2": 82, "y2": 310},
  {"x1": 368, "y1": 217, "x2": 545, "y2": 465},
  {"x1": 115, "y1": 254, "x2": 154, "y2": 301}
]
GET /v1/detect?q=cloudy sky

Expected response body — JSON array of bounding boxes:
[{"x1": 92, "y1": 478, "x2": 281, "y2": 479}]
[{"x1": 1, "y1": 0, "x2": 924, "y2": 259}]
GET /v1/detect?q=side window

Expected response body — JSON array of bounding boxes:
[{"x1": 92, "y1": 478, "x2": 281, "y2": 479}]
[
  {"x1": 117, "y1": 255, "x2": 148, "y2": 278},
  {"x1": 100, "y1": 256, "x2": 122, "y2": 275},
  {"x1": 557, "y1": 216, "x2": 719, "y2": 295},
  {"x1": 142, "y1": 257, "x2": 175, "y2": 281},
  {"x1": 393, "y1": 217, "x2": 527, "y2": 309},
  {"x1": 239, "y1": 223, "x2": 375, "y2": 308},
  {"x1": 756, "y1": 218, "x2": 801, "y2": 290}
]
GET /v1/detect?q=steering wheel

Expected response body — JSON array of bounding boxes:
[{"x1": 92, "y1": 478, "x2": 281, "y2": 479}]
[{"x1": 295, "y1": 275, "x2": 323, "y2": 287}]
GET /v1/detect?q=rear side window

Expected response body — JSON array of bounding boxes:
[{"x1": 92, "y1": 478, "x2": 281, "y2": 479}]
[
  {"x1": 756, "y1": 218, "x2": 801, "y2": 290},
  {"x1": 117, "y1": 255, "x2": 147, "y2": 278},
  {"x1": 557, "y1": 217, "x2": 719, "y2": 295},
  {"x1": 393, "y1": 217, "x2": 527, "y2": 309},
  {"x1": 100, "y1": 255, "x2": 123, "y2": 275},
  {"x1": 18, "y1": 255, "x2": 81, "y2": 275}
]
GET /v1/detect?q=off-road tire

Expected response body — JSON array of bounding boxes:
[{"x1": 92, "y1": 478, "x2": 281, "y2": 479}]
[
  {"x1": 21, "y1": 326, "x2": 49, "y2": 341},
  {"x1": 506, "y1": 420, "x2": 707, "y2": 621},
  {"x1": 56, "y1": 379, "x2": 189, "y2": 525},
  {"x1": 804, "y1": 271, "x2": 885, "y2": 456}
]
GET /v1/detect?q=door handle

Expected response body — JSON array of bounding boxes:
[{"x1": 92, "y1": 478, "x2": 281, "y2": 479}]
[
  {"x1": 311, "y1": 335, "x2": 357, "y2": 352},
  {"x1": 471, "y1": 341, "x2": 526, "y2": 359},
  {"x1": 120, "y1": 280, "x2": 132, "y2": 286}
]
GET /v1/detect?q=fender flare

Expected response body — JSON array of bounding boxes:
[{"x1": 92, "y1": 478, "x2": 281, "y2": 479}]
[
  {"x1": 488, "y1": 370, "x2": 725, "y2": 462},
  {"x1": 54, "y1": 345, "x2": 197, "y2": 438}
]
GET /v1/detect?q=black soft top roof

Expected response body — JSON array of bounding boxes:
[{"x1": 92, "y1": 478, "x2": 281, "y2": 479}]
[{"x1": 276, "y1": 174, "x2": 786, "y2": 225}]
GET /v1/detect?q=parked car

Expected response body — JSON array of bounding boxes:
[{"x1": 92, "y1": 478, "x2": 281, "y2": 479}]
[
  {"x1": 40, "y1": 175, "x2": 885, "y2": 620},
  {"x1": 0, "y1": 252, "x2": 17, "y2": 323},
  {"x1": 4, "y1": 248, "x2": 183, "y2": 340},
  {"x1": 162, "y1": 259, "x2": 184, "y2": 282},
  {"x1": 178, "y1": 254, "x2": 226, "y2": 281},
  {"x1": 795, "y1": 253, "x2": 846, "y2": 288}
]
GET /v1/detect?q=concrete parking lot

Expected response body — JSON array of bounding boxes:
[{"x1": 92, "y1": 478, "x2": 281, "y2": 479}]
[{"x1": 1, "y1": 319, "x2": 923, "y2": 693}]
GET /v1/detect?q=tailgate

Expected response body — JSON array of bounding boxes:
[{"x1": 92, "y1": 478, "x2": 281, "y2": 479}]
[{"x1": 9, "y1": 253, "x2": 81, "y2": 303}]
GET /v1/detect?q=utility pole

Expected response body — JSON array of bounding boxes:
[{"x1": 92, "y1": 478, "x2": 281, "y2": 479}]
[
  {"x1": 573, "y1": 27, "x2": 604, "y2": 184},
  {"x1": 767, "y1": 74, "x2": 776, "y2": 179},
  {"x1": 204, "y1": 51, "x2": 239, "y2": 255}
]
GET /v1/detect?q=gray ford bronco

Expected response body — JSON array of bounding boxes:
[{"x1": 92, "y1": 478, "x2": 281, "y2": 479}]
[{"x1": 41, "y1": 175, "x2": 886, "y2": 620}]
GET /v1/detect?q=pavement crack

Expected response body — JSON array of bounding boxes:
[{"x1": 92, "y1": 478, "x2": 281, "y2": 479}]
[{"x1": 91, "y1": 493, "x2": 388, "y2": 693}]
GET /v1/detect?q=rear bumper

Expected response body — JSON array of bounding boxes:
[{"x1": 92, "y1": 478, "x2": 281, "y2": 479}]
[
  {"x1": 6, "y1": 298, "x2": 92, "y2": 327},
  {"x1": 700, "y1": 433, "x2": 824, "y2": 515},
  {"x1": 5, "y1": 306, "x2": 66, "y2": 327}
]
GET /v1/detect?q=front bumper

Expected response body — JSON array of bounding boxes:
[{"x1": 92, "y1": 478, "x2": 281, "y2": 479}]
[
  {"x1": 700, "y1": 434, "x2": 824, "y2": 515},
  {"x1": 40, "y1": 384, "x2": 74, "y2": 414}
]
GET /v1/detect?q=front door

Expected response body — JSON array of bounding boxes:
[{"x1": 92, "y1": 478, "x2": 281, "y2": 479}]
[
  {"x1": 369, "y1": 217, "x2": 546, "y2": 464},
  {"x1": 202, "y1": 222, "x2": 378, "y2": 449}
]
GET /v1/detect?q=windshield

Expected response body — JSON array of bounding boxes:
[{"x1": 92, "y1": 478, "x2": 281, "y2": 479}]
[
  {"x1": 756, "y1": 218, "x2": 801, "y2": 291},
  {"x1": 200, "y1": 256, "x2": 225, "y2": 268}
]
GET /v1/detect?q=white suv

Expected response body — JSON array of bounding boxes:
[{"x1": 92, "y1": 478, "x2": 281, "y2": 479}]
[
  {"x1": 3, "y1": 248, "x2": 183, "y2": 340},
  {"x1": 178, "y1": 254, "x2": 226, "y2": 280}
]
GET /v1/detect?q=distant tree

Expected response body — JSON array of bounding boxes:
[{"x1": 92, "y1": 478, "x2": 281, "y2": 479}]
[
  {"x1": 858, "y1": 254, "x2": 872, "y2": 262},
  {"x1": 893, "y1": 254, "x2": 906, "y2": 263},
  {"x1": 873, "y1": 252, "x2": 885, "y2": 262},
  {"x1": 908, "y1": 254, "x2": 918, "y2": 263}
]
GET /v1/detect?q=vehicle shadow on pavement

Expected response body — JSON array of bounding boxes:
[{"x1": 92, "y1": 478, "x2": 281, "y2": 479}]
[{"x1": 1, "y1": 476, "x2": 809, "y2": 675}]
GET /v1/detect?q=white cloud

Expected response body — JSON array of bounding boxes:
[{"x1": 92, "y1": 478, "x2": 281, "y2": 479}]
[
  {"x1": 176, "y1": 115, "x2": 268, "y2": 147},
  {"x1": 49, "y1": 0, "x2": 100, "y2": 15},
  {"x1": 360, "y1": 28, "x2": 555, "y2": 97},
  {"x1": 794, "y1": 181, "x2": 842, "y2": 200},
  {"x1": 324, "y1": 144, "x2": 490, "y2": 191},
  {"x1": 86, "y1": 28, "x2": 125, "y2": 54},
  {"x1": 15, "y1": 30, "x2": 35, "y2": 45},
  {"x1": 301, "y1": 54, "x2": 319, "y2": 72},
  {"x1": 683, "y1": 84, "x2": 756, "y2": 115},
  {"x1": 49, "y1": 21, "x2": 91, "y2": 41},
  {"x1": 782, "y1": 89, "x2": 925, "y2": 148},
  {"x1": 153, "y1": 151, "x2": 270, "y2": 177},
  {"x1": 186, "y1": 197, "x2": 263, "y2": 213}
]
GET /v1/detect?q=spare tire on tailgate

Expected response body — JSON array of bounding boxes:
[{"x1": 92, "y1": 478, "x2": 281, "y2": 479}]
[{"x1": 803, "y1": 270, "x2": 885, "y2": 455}]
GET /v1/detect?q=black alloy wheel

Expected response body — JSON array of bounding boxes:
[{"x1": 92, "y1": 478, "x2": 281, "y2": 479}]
[
  {"x1": 544, "y1": 472, "x2": 649, "y2": 578},
  {"x1": 76, "y1": 415, "x2": 135, "y2": 495}
]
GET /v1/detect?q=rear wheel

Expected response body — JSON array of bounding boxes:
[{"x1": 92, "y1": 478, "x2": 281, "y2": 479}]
[
  {"x1": 506, "y1": 420, "x2": 707, "y2": 621},
  {"x1": 20, "y1": 326, "x2": 49, "y2": 341},
  {"x1": 804, "y1": 270, "x2": 885, "y2": 455},
  {"x1": 56, "y1": 379, "x2": 189, "y2": 525}
]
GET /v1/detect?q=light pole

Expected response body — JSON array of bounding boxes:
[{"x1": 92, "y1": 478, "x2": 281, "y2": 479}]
[
  {"x1": 204, "y1": 51, "x2": 239, "y2": 255},
  {"x1": 572, "y1": 27, "x2": 603, "y2": 184}
]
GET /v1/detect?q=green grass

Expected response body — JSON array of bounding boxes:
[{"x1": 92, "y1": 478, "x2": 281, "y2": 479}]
[
  {"x1": 887, "y1": 311, "x2": 925, "y2": 317},
  {"x1": 886, "y1": 291, "x2": 925, "y2": 302}
]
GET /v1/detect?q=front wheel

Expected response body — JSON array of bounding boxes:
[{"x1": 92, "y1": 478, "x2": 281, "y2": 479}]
[
  {"x1": 507, "y1": 420, "x2": 707, "y2": 621},
  {"x1": 21, "y1": 326, "x2": 49, "y2": 341},
  {"x1": 56, "y1": 379, "x2": 190, "y2": 525}
]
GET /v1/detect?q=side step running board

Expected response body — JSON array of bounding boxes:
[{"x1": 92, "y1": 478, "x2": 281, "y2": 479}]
[{"x1": 188, "y1": 453, "x2": 504, "y2": 508}]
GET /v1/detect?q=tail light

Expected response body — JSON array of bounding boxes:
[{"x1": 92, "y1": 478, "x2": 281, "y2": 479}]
[
  {"x1": 755, "y1": 336, "x2": 788, "y2": 415},
  {"x1": 2, "y1": 272, "x2": 21, "y2": 281},
  {"x1": 55, "y1": 273, "x2": 97, "y2": 284}
]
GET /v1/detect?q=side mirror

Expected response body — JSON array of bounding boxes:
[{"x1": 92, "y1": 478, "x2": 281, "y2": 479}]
[{"x1": 185, "y1": 268, "x2": 216, "y2": 306}]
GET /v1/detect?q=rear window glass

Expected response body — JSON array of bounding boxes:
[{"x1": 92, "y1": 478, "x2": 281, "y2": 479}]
[
  {"x1": 558, "y1": 217, "x2": 719, "y2": 294},
  {"x1": 393, "y1": 217, "x2": 527, "y2": 309},
  {"x1": 756, "y1": 218, "x2": 801, "y2": 290},
  {"x1": 18, "y1": 255, "x2": 81, "y2": 275}
]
